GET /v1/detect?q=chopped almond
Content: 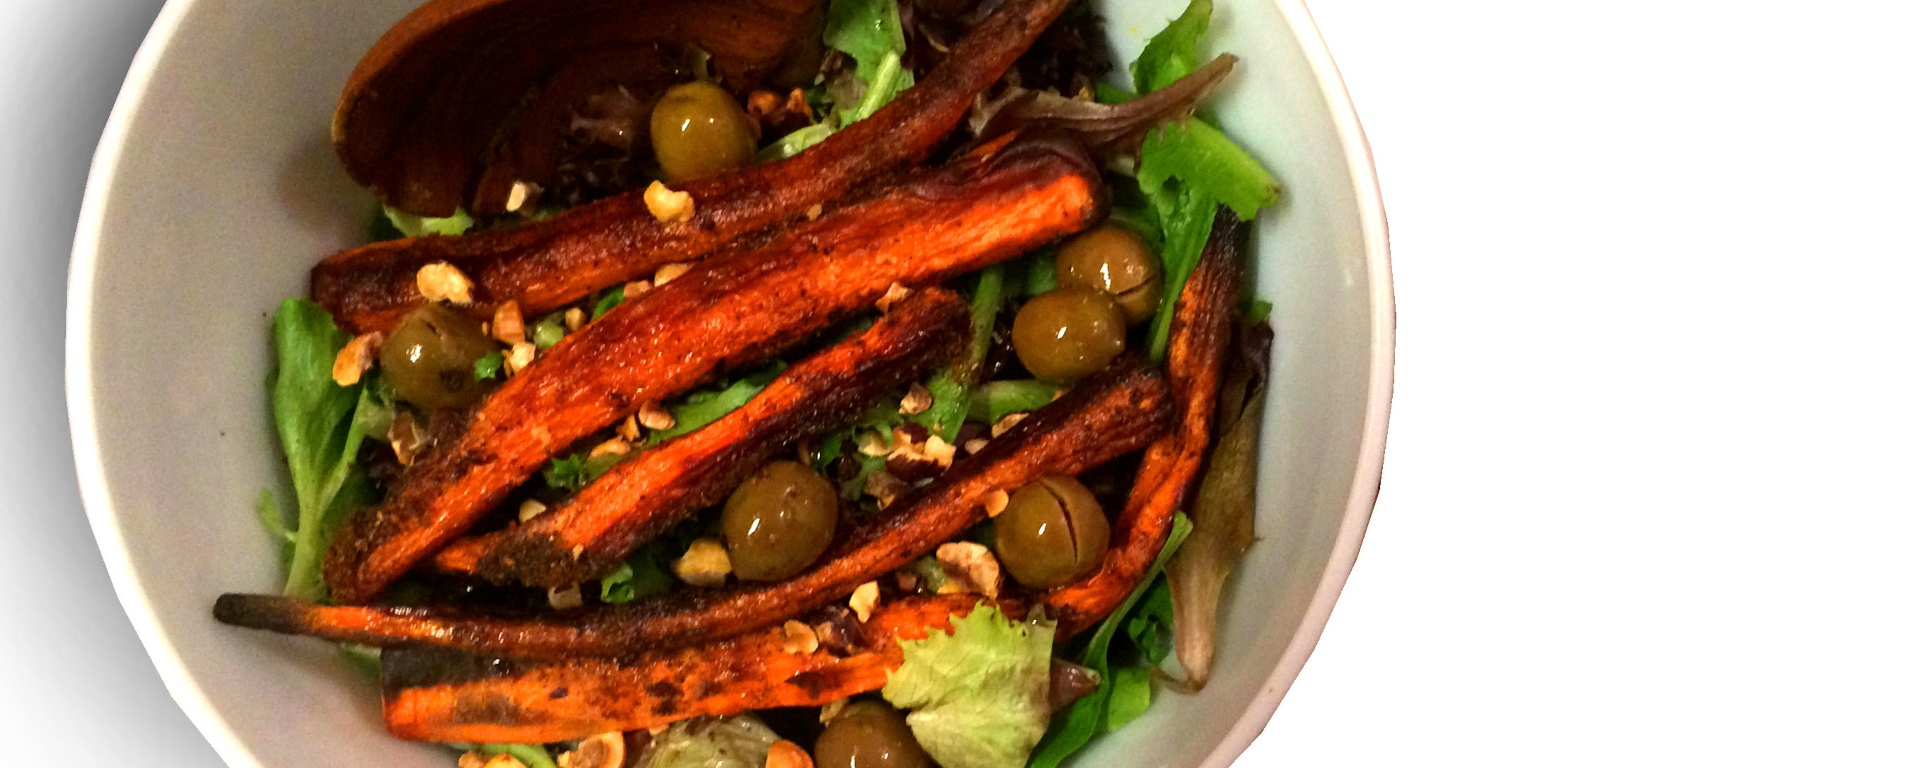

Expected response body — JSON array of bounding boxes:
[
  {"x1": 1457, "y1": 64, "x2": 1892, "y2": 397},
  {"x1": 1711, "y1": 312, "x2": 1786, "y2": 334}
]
[
  {"x1": 331, "y1": 332, "x2": 382, "y2": 386},
  {"x1": 637, "y1": 402, "x2": 676, "y2": 431},
  {"x1": 849, "y1": 581, "x2": 880, "y2": 622},
  {"x1": 616, "y1": 414, "x2": 641, "y2": 442},
  {"x1": 387, "y1": 410, "x2": 426, "y2": 466},
  {"x1": 588, "y1": 438, "x2": 630, "y2": 459},
  {"x1": 505, "y1": 342, "x2": 537, "y2": 374},
  {"x1": 547, "y1": 585, "x2": 584, "y2": 610},
  {"x1": 982, "y1": 489, "x2": 1010, "y2": 518},
  {"x1": 416, "y1": 262, "x2": 475, "y2": 304},
  {"x1": 781, "y1": 620, "x2": 820, "y2": 654},
  {"x1": 624, "y1": 280, "x2": 653, "y2": 299},
  {"x1": 767, "y1": 740, "x2": 814, "y2": 768},
  {"x1": 819, "y1": 697, "x2": 850, "y2": 723},
  {"x1": 675, "y1": 538, "x2": 732, "y2": 587},
  {"x1": 856, "y1": 430, "x2": 890, "y2": 457},
  {"x1": 653, "y1": 262, "x2": 692, "y2": 286},
  {"x1": 899, "y1": 382, "x2": 934, "y2": 415},
  {"x1": 564, "y1": 307, "x2": 585, "y2": 332},
  {"x1": 506, "y1": 180, "x2": 538, "y2": 213},
  {"x1": 936, "y1": 542, "x2": 1002, "y2": 599},
  {"x1": 991, "y1": 412, "x2": 1028, "y2": 438},
  {"x1": 964, "y1": 437, "x2": 990, "y2": 455},
  {"x1": 491, "y1": 301, "x2": 526, "y2": 345},
  {"x1": 518, "y1": 499, "x2": 549, "y2": 523},
  {"x1": 875, "y1": 282, "x2": 911, "y2": 313},
  {"x1": 556, "y1": 732, "x2": 624, "y2": 768},
  {"x1": 643, "y1": 180, "x2": 695, "y2": 222}
]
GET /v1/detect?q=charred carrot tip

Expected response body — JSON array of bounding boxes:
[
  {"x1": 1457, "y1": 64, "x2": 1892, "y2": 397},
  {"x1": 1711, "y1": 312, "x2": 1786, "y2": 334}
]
[{"x1": 213, "y1": 593, "x2": 312, "y2": 636}]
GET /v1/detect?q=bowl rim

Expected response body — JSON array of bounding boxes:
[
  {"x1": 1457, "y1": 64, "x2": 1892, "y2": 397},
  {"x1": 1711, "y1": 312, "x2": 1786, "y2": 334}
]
[{"x1": 62, "y1": 0, "x2": 1392, "y2": 765}]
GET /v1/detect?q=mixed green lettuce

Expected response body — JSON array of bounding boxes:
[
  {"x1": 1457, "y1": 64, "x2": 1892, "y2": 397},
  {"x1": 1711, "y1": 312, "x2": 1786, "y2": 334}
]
[
  {"x1": 1118, "y1": 0, "x2": 1281, "y2": 360},
  {"x1": 1028, "y1": 513, "x2": 1193, "y2": 768},
  {"x1": 261, "y1": 298, "x2": 388, "y2": 601},
  {"x1": 882, "y1": 605, "x2": 1058, "y2": 768},
  {"x1": 765, "y1": 0, "x2": 914, "y2": 158}
]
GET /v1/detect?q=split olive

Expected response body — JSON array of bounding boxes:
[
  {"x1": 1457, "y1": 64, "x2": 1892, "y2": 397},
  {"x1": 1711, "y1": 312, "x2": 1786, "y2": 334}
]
[
  {"x1": 1010, "y1": 288, "x2": 1127, "y2": 383},
  {"x1": 378, "y1": 303, "x2": 496, "y2": 410},
  {"x1": 994, "y1": 476, "x2": 1110, "y2": 589},
  {"x1": 649, "y1": 81, "x2": 758, "y2": 182},
  {"x1": 721, "y1": 461, "x2": 839, "y2": 582},
  {"x1": 1055, "y1": 224, "x2": 1163, "y2": 325},
  {"x1": 814, "y1": 701, "x2": 932, "y2": 768}
]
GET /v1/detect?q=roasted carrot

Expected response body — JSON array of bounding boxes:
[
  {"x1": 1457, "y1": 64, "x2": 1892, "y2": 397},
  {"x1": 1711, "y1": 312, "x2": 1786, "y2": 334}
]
[
  {"x1": 314, "y1": 0, "x2": 1080, "y2": 335},
  {"x1": 379, "y1": 595, "x2": 1018, "y2": 744},
  {"x1": 1043, "y1": 209, "x2": 1243, "y2": 637},
  {"x1": 432, "y1": 288, "x2": 971, "y2": 587},
  {"x1": 218, "y1": 360, "x2": 1169, "y2": 656},
  {"x1": 321, "y1": 134, "x2": 1105, "y2": 605}
]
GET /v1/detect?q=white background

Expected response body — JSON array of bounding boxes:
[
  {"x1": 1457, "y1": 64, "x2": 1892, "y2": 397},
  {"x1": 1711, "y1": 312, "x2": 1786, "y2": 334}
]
[{"x1": 1, "y1": 0, "x2": 1914, "y2": 764}]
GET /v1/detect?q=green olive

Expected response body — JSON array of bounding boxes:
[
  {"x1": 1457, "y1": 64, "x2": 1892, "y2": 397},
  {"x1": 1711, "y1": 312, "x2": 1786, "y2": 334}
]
[
  {"x1": 378, "y1": 303, "x2": 496, "y2": 410},
  {"x1": 814, "y1": 701, "x2": 933, "y2": 768},
  {"x1": 994, "y1": 476, "x2": 1110, "y2": 589},
  {"x1": 1055, "y1": 224, "x2": 1163, "y2": 325},
  {"x1": 721, "y1": 461, "x2": 839, "y2": 581},
  {"x1": 649, "y1": 81, "x2": 758, "y2": 182},
  {"x1": 1010, "y1": 288, "x2": 1127, "y2": 383}
]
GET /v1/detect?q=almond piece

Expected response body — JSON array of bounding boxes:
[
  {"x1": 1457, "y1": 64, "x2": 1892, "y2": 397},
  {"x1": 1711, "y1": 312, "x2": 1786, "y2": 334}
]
[
  {"x1": 416, "y1": 262, "x2": 475, "y2": 304},
  {"x1": 331, "y1": 332, "x2": 382, "y2": 386}
]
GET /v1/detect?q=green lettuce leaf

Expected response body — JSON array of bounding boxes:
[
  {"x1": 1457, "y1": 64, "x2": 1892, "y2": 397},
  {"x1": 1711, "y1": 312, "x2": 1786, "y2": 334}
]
[
  {"x1": 266, "y1": 299, "x2": 383, "y2": 601},
  {"x1": 591, "y1": 283, "x2": 627, "y2": 320},
  {"x1": 1028, "y1": 513, "x2": 1194, "y2": 768},
  {"x1": 1123, "y1": 0, "x2": 1280, "y2": 362},
  {"x1": 1142, "y1": 182, "x2": 1219, "y2": 360},
  {"x1": 966, "y1": 379, "x2": 1060, "y2": 425},
  {"x1": 825, "y1": 0, "x2": 912, "y2": 93},
  {"x1": 472, "y1": 350, "x2": 504, "y2": 381},
  {"x1": 443, "y1": 743, "x2": 558, "y2": 768},
  {"x1": 381, "y1": 204, "x2": 473, "y2": 239},
  {"x1": 1139, "y1": 119, "x2": 1281, "y2": 220},
  {"x1": 648, "y1": 362, "x2": 786, "y2": 444},
  {"x1": 1131, "y1": 0, "x2": 1213, "y2": 94},
  {"x1": 543, "y1": 451, "x2": 622, "y2": 492},
  {"x1": 882, "y1": 604, "x2": 1056, "y2": 768},
  {"x1": 764, "y1": 0, "x2": 913, "y2": 157},
  {"x1": 600, "y1": 547, "x2": 673, "y2": 604}
]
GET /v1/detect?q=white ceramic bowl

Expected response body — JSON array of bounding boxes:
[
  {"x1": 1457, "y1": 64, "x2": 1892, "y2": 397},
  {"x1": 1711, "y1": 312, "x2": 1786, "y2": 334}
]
[{"x1": 66, "y1": 0, "x2": 1390, "y2": 765}]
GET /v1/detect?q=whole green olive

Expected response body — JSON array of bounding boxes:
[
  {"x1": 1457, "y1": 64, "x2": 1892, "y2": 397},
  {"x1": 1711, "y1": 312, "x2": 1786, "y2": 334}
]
[
  {"x1": 721, "y1": 460, "x2": 839, "y2": 582},
  {"x1": 649, "y1": 81, "x2": 758, "y2": 182},
  {"x1": 814, "y1": 701, "x2": 932, "y2": 768},
  {"x1": 994, "y1": 476, "x2": 1110, "y2": 589},
  {"x1": 1010, "y1": 288, "x2": 1128, "y2": 383},
  {"x1": 1055, "y1": 224, "x2": 1163, "y2": 325},
  {"x1": 378, "y1": 303, "x2": 497, "y2": 410}
]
